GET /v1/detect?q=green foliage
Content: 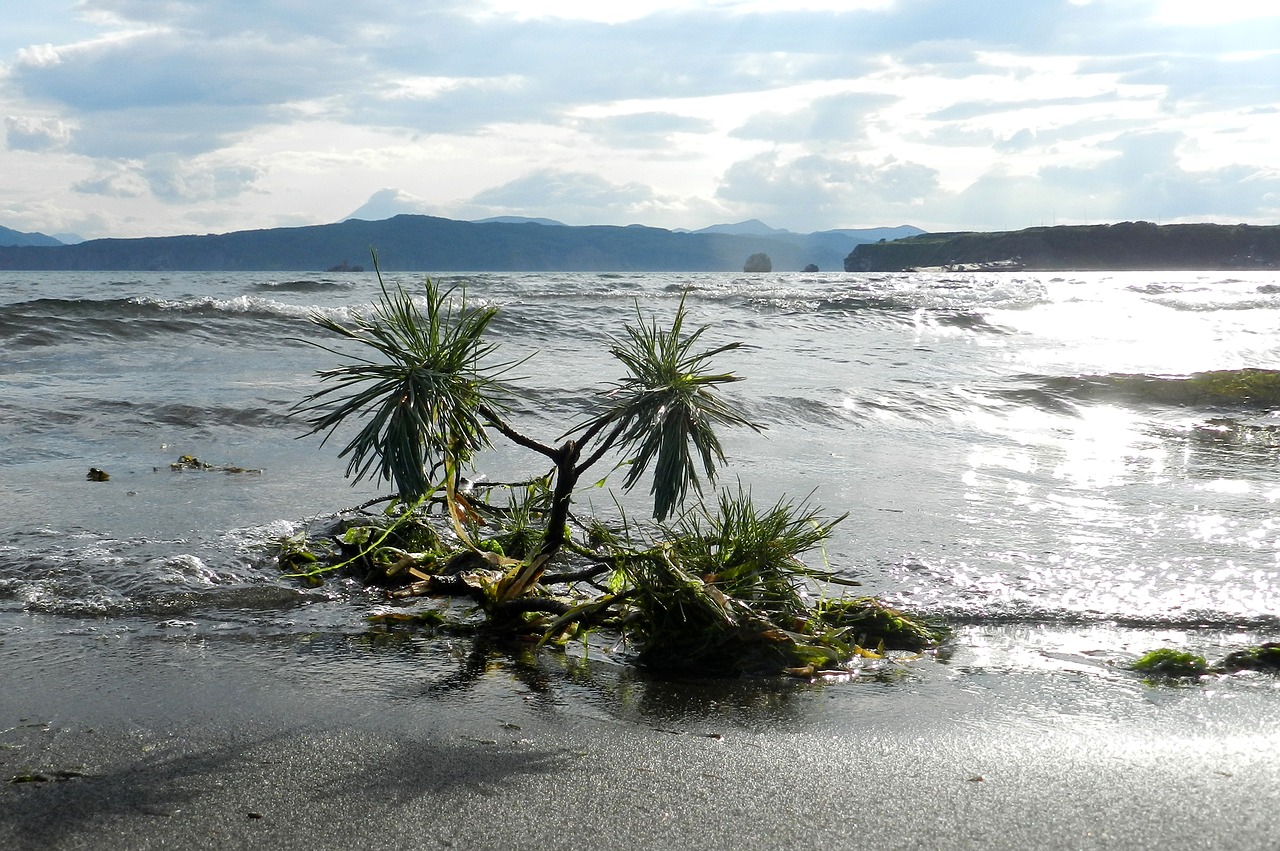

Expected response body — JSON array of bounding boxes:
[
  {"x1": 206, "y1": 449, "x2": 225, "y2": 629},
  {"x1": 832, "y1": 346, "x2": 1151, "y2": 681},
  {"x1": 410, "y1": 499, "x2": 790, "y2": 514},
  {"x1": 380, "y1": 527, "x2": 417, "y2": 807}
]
[
  {"x1": 1130, "y1": 648, "x2": 1208, "y2": 678},
  {"x1": 293, "y1": 258, "x2": 514, "y2": 499},
  {"x1": 576, "y1": 294, "x2": 762, "y2": 521},
  {"x1": 1220, "y1": 642, "x2": 1280, "y2": 672},
  {"x1": 276, "y1": 532, "x2": 325, "y2": 586},
  {"x1": 665, "y1": 487, "x2": 843, "y2": 621},
  {"x1": 485, "y1": 481, "x2": 553, "y2": 561},
  {"x1": 815, "y1": 597, "x2": 947, "y2": 652},
  {"x1": 1180, "y1": 369, "x2": 1280, "y2": 409},
  {"x1": 615, "y1": 489, "x2": 924, "y2": 675}
]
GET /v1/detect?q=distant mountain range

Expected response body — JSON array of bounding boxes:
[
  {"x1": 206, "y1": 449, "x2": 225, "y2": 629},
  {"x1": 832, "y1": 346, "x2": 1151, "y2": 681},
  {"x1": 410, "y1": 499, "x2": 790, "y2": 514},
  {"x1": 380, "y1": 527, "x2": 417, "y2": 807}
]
[
  {"x1": 0, "y1": 225, "x2": 69, "y2": 248},
  {"x1": 0, "y1": 214, "x2": 923, "y2": 272}
]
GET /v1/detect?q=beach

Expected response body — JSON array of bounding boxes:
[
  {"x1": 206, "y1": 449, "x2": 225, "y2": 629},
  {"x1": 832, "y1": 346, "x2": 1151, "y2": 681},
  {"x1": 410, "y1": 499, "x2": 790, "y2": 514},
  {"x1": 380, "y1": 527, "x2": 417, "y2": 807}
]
[{"x1": 4, "y1": 624, "x2": 1279, "y2": 850}]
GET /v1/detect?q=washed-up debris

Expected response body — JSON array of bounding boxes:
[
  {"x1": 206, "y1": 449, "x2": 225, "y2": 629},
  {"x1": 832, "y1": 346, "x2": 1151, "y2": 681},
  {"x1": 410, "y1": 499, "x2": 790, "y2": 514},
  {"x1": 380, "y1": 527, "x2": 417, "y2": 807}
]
[
  {"x1": 1130, "y1": 643, "x2": 1280, "y2": 680},
  {"x1": 164, "y1": 454, "x2": 261, "y2": 474},
  {"x1": 9, "y1": 769, "x2": 90, "y2": 783}
]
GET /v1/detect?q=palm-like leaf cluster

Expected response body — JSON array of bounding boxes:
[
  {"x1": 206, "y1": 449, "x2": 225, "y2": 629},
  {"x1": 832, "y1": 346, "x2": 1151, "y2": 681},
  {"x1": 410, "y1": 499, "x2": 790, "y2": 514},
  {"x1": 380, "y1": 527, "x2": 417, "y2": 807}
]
[
  {"x1": 294, "y1": 270, "x2": 512, "y2": 499},
  {"x1": 619, "y1": 488, "x2": 848, "y2": 673},
  {"x1": 666, "y1": 487, "x2": 845, "y2": 620},
  {"x1": 578, "y1": 294, "x2": 762, "y2": 521}
]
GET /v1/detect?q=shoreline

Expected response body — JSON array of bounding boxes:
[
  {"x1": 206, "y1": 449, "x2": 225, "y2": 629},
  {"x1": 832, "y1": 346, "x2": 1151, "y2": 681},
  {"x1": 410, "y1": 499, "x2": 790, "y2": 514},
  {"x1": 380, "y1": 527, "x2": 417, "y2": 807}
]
[{"x1": 4, "y1": 625, "x2": 1279, "y2": 850}]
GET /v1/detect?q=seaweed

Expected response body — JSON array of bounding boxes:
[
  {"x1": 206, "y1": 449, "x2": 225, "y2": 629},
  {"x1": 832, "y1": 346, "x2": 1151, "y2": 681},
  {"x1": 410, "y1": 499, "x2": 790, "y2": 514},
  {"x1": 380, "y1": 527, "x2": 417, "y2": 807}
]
[
  {"x1": 1130, "y1": 648, "x2": 1208, "y2": 678},
  {"x1": 1220, "y1": 642, "x2": 1280, "y2": 672},
  {"x1": 1130, "y1": 644, "x2": 1280, "y2": 681}
]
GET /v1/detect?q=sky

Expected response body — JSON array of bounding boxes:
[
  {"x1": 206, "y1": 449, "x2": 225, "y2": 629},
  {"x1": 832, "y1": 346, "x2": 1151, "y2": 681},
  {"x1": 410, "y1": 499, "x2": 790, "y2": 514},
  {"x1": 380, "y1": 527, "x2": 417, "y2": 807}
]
[{"x1": 1, "y1": 0, "x2": 1278, "y2": 240}]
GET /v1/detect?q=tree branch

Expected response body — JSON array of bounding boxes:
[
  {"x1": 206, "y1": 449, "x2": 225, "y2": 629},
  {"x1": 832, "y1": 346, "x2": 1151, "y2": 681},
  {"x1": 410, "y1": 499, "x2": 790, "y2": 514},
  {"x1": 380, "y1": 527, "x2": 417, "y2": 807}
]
[{"x1": 479, "y1": 404, "x2": 561, "y2": 460}]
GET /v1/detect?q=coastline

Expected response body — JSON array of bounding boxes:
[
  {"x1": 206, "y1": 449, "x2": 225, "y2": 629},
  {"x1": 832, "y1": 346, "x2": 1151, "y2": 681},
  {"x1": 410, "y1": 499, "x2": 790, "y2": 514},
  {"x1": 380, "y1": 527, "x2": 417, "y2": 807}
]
[{"x1": 4, "y1": 623, "x2": 1278, "y2": 850}]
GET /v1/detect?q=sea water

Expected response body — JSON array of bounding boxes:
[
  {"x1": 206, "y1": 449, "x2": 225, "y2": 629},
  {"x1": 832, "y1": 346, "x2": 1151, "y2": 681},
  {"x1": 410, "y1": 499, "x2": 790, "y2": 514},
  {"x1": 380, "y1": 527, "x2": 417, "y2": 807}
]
[{"x1": 2, "y1": 270, "x2": 1278, "y2": 681}]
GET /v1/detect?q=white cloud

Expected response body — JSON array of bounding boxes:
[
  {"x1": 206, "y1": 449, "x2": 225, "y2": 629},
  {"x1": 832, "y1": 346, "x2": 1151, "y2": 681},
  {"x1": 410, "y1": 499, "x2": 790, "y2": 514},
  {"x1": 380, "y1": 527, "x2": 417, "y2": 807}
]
[
  {"x1": 71, "y1": 155, "x2": 263, "y2": 203},
  {"x1": 461, "y1": 169, "x2": 676, "y2": 223},
  {"x1": 1150, "y1": 0, "x2": 1279, "y2": 25},
  {"x1": 4, "y1": 115, "x2": 74, "y2": 151},
  {"x1": 469, "y1": 0, "x2": 892, "y2": 23},
  {"x1": 715, "y1": 151, "x2": 940, "y2": 230},
  {"x1": 14, "y1": 43, "x2": 63, "y2": 68}
]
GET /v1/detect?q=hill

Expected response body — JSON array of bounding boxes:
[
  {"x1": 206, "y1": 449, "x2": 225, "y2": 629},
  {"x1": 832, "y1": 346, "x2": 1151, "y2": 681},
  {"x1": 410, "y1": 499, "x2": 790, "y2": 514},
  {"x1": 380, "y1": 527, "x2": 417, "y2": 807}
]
[
  {"x1": 0, "y1": 214, "x2": 900, "y2": 272},
  {"x1": 845, "y1": 222, "x2": 1280, "y2": 272},
  {"x1": 0, "y1": 225, "x2": 63, "y2": 247}
]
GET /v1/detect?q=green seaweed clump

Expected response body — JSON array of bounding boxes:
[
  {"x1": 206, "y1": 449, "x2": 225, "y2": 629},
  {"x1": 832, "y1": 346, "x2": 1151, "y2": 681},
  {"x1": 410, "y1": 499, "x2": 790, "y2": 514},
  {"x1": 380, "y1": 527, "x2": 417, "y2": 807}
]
[
  {"x1": 1182, "y1": 369, "x2": 1280, "y2": 409},
  {"x1": 1220, "y1": 642, "x2": 1280, "y2": 672},
  {"x1": 816, "y1": 597, "x2": 948, "y2": 652},
  {"x1": 1130, "y1": 648, "x2": 1208, "y2": 678}
]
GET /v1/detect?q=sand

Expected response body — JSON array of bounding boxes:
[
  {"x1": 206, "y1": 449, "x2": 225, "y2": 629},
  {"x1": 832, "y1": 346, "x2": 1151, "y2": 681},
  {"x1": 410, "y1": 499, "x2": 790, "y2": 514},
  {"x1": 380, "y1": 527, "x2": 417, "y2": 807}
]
[{"x1": 3, "y1": 626, "x2": 1279, "y2": 850}]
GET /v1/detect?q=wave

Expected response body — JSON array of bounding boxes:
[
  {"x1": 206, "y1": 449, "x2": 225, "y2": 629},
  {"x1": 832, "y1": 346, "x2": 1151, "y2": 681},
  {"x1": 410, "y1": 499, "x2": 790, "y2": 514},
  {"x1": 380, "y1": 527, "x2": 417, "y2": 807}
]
[
  {"x1": 893, "y1": 603, "x2": 1280, "y2": 633},
  {"x1": 252, "y1": 278, "x2": 356, "y2": 293},
  {"x1": 1151, "y1": 296, "x2": 1280, "y2": 312},
  {"x1": 999, "y1": 369, "x2": 1280, "y2": 413},
  {"x1": 0, "y1": 397, "x2": 294, "y2": 436},
  {"x1": 0, "y1": 295, "x2": 347, "y2": 349},
  {"x1": 0, "y1": 521, "x2": 338, "y2": 624},
  {"x1": 884, "y1": 555, "x2": 1280, "y2": 632}
]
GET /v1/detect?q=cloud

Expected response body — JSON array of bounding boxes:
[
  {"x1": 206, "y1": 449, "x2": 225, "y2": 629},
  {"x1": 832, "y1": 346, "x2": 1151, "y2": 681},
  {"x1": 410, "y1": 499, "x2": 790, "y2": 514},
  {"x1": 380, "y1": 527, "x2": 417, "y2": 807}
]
[
  {"x1": 4, "y1": 115, "x2": 74, "y2": 151},
  {"x1": 571, "y1": 112, "x2": 715, "y2": 150},
  {"x1": 715, "y1": 151, "x2": 940, "y2": 229},
  {"x1": 141, "y1": 156, "x2": 263, "y2": 203},
  {"x1": 461, "y1": 169, "x2": 675, "y2": 222},
  {"x1": 72, "y1": 165, "x2": 149, "y2": 198},
  {"x1": 2, "y1": 0, "x2": 1278, "y2": 238},
  {"x1": 948, "y1": 130, "x2": 1280, "y2": 227},
  {"x1": 73, "y1": 156, "x2": 263, "y2": 203},
  {"x1": 1085, "y1": 51, "x2": 1280, "y2": 111},
  {"x1": 927, "y1": 92, "x2": 1125, "y2": 123},
  {"x1": 732, "y1": 92, "x2": 898, "y2": 144},
  {"x1": 345, "y1": 188, "x2": 435, "y2": 221}
]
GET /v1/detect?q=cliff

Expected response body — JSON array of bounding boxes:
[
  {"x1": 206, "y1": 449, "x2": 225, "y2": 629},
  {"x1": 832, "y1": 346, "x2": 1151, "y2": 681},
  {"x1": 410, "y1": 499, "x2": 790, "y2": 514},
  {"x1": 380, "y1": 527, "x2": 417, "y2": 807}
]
[{"x1": 845, "y1": 222, "x2": 1280, "y2": 272}]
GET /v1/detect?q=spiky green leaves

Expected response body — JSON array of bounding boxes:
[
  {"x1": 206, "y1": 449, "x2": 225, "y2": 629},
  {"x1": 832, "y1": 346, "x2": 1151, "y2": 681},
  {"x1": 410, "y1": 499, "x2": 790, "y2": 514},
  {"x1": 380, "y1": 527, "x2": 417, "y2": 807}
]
[
  {"x1": 294, "y1": 268, "x2": 512, "y2": 499},
  {"x1": 579, "y1": 293, "x2": 762, "y2": 521},
  {"x1": 667, "y1": 487, "x2": 845, "y2": 620},
  {"x1": 620, "y1": 487, "x2": 852, "y2": 674}
]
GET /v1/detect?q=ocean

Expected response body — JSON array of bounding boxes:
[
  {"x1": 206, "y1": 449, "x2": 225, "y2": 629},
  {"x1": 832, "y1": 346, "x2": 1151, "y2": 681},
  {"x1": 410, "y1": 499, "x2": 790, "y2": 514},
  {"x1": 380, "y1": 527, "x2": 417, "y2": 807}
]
[{"x1": 2, "y1": 269, "x2": 1278, "y2": 683}]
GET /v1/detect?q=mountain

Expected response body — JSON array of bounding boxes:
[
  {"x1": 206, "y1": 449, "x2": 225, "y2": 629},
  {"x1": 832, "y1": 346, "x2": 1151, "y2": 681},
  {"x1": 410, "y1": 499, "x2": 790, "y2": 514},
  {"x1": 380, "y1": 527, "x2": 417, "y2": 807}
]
[
  {"x1": 472, "y1": 216, "x2": 566, "y2": 226},
  {"x1": 693, "y1": 219, "x2": 791, "y2": 237},
  {"x1": 343, "y1": 188, "x2": 433, "y2": 222},
  {"x1": 689, "y1": 221, "x2": 925, "y2": 266},
  {"x1": 0, "y1": 225, "x2": 64, "y2": 247},
  {"x1": 0, "y1": 214, "x2": 909, "y2": 272},
  {"x1": 845, "y1": 222, "x2": 1280, "y2": 272}
]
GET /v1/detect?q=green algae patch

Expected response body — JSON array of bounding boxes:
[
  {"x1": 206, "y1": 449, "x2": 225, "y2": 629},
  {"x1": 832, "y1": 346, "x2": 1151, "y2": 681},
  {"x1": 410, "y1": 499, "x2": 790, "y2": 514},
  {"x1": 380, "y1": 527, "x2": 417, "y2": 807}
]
[
  {"x1": 1130, "y1": 648, "x2": 1208, "y2": 678},
  {"x1": 1109, "y1": 368, "x2": 1280, "y2": 410},
  {"x1": 1130, "y1": 644, "x2": 1280, "y2": 681},
  {"x1": 1220, "y1": 642, "x2": 1280, "y2": 673},
  {"x1": 816, "y1": 597, "x2": 948, "y2": 652}
]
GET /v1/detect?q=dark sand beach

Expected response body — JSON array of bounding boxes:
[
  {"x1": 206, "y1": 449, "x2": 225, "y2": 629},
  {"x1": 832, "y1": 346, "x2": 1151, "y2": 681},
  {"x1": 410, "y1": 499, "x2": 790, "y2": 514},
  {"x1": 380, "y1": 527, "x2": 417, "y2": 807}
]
[{"x1": 4, "y1": 625, "x2": 1278, "y2": 850}]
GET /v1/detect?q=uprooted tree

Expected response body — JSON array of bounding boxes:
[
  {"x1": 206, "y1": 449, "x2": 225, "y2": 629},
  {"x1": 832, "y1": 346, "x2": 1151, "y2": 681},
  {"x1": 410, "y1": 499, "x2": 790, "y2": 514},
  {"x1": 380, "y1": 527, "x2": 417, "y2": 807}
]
[{"x1": 279, "y1": 258, "x2": 943, "y2": 676}]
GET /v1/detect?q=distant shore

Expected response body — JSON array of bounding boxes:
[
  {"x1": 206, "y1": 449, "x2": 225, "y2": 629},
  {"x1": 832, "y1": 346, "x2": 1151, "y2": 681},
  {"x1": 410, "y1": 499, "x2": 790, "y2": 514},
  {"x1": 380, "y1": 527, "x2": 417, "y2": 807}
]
[
  {"x1": 846, "y1": 221, "x2": 1280, "y2": 272},
  {"x1": 4, "y1": 623, "x2": 1278, "y2": 850}
]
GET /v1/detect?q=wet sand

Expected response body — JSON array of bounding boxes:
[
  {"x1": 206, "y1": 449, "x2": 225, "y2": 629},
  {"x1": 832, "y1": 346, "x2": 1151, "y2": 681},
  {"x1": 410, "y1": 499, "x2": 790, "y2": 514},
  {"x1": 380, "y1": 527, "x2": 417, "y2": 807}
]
[{"x1": 3, "y1": 626, "x2": 1279, "y2": 850}]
